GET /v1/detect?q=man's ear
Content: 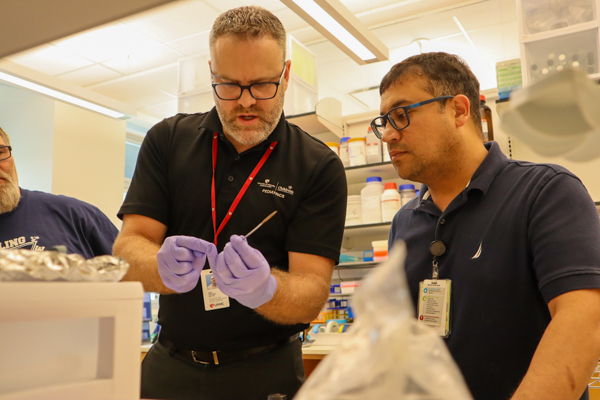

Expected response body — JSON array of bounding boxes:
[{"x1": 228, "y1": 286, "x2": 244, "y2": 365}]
[
  {"x1": 451, "y1": 94, "x2": 471, "y2": 128},
  {"x1": 283, "y1": 60, "x2": 291, "y2": 91}
]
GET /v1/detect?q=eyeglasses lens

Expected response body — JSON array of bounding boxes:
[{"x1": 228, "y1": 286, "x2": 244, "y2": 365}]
[
  {"x1": 0, "y1": 147, "x2": 11, "y2": 161},
  {"x1": 214, "y1": 83, "x2": 278, "y2": 100}
]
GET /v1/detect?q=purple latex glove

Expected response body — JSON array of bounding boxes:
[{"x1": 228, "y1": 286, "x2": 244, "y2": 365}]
[
  {"x1": 208, "y1": 235, "x2": 277, "y2": 309},
  {"x1": 157, "y1": 236, "x2": 217, "y2": 293}
]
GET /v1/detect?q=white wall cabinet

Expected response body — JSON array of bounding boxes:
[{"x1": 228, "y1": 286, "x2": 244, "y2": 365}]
[{"x1": 517, "y1": 0, "x2": 600, "y2": 85}]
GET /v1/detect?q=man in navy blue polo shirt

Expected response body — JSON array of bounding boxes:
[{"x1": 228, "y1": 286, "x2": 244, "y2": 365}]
[
  {"x1": 113, "y1": 6, "x2": 347, "y2": 400},
  {"x1": 0, "y1": 127, "x2": 118, "y2": 258},
  {"x1": 373, "y1": 52, "x2": 600, "y2": 400}
]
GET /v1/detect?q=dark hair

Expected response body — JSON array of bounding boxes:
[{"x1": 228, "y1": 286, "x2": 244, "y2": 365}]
[
  {"x1": 380, "y1": 52, "x2": 483, "y2": 139},
  {"x1": 209, "y1": 6, "x2": 286, "y2": 62}
]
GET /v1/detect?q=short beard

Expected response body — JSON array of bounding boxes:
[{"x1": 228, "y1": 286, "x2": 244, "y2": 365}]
[
  {"x1": 216, "y1": 90, "x2": 284, "y2": 147},
  {"x1": 0, "y1": 179, "x2": 20, "y2": 214}
]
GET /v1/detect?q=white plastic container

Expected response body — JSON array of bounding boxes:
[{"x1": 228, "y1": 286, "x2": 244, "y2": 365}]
[
  {"x1": 382, "y1": 141, "x2": 391, "y2": 162},
  {"x1": 345, "y1": 195, "x2": 362, "y2": 226},
  {"x1": 372, "y1": 240, "x2": 388, "y2": 262},
  {"x1": 381, "y1": 182, "x2": 401, "y2": 222},
  {"x1": 399, "y1": 184, "x2": 417, "y2": 206},
  {"x1": 366, "y1": 126, "x2": 382, "y2": 164},
  {"x1": 339, "y1": 137, "x2": 350, "y2": 168},
  {"x1": 0, "y1": 282, "x2": 144, "y2": 400},
  {"x1": 361, "y1": 177, "x2": 385, "y2": 224},
  {"x1": 325, "y1": 142, "x2": 339, "y2": 156},
  {"x1": 348, "y1": 137, "x2": 367, "y2": 166}
]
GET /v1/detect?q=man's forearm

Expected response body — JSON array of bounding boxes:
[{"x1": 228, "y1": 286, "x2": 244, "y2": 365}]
[
  {"x1": 113, "y1": 233, "x2": 175, "y2": 294},
  {"x1": 255, "y1": 268, "x2": 329, "y2": 325},
  {"x1": 511, "y1": 291, "x2": 600, "y2": 400}
]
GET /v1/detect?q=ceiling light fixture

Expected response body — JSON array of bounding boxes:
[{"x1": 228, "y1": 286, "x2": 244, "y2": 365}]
[
  {"x1": 0, "y1": 71, "x2": 126, "y2": 119},
  {"x1": 280, "y1": 0, "x2": 389, "y2": 65}
]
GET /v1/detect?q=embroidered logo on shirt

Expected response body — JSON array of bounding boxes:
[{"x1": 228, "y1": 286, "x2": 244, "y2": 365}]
[
  {"x1": 0, "y1": 236, "x2": 44, "y2": 251},
  {"x1": 472, "y1": 242, "x2": 482, "y2": 259},
  {"x1": 258, "y1": 180, "x2": 294, "y2": 199}
]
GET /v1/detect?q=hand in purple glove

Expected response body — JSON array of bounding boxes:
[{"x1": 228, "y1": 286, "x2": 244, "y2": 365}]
[
  {"x1": 208, "y1": 235, "x2": 277, "y2": 309},
  {"x1": 157, "y1": 236, "x2": 217, "y2": 293}
]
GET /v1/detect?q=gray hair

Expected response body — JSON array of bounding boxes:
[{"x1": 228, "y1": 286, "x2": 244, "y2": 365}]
[
  {"x1": 209, "y1": 6, "x2": 287, "y2": 61},
  {"x1": 0, "y1": 126, "x2": 10, "y2": 146}
]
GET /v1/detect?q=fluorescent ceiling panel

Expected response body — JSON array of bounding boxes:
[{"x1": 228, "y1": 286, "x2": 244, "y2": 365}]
[
  {"x1": 0, "y1": 71, "x2": 125, "y2": 118},
  {"x1": 281, "y1": 0, "x2": 389, "y2": 64}
]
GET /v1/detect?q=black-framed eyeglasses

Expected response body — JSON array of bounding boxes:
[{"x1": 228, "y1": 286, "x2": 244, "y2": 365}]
[
  {"x1": 211, "y1": 65, "x2": 286, "y2": 101},
  {"x1": 0, "y1": 145, "x2": 12, "y2": 161},
  {"x1": 370, "y1": 95, "x2": 454, "y2": 139}
]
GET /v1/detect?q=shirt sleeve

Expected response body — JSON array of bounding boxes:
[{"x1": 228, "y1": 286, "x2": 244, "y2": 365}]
[
  {"x1": 86, "y1": 208, "x2": 120, "y2": 256},
  {"x1": 529, "y1": 172, "x2": 600, "y2": 303},
  {"x1": 118, "y1": 118, "x2": 172, "y2": 225},
  {"x1": 285, "y1": 150, "x2": 348, "y2": 263}
]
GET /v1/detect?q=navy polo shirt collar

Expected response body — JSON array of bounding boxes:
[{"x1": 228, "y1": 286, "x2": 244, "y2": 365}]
[
  {"x1": 197, "y1": 107, "x2": 287, "y2": 154},
  {"x1": 408, "y1": 141, "x2": 507, "y2": 211}
]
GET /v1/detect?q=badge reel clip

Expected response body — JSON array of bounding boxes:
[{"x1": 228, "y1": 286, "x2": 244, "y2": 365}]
[{"x1": 417, "y1": 240, "x2": 452, "y2": 337}]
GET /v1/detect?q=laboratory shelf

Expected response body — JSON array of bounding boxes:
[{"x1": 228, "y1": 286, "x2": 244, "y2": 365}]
[
  {"x1": 336, "y1": 261, "x2": 379, "y2": 269},
  {"x1": 343, "y1": 222, "x2": 391, "y2": 239},
  {"x1": 344, "y1": 161, "x2": 415, "y2": 186}
]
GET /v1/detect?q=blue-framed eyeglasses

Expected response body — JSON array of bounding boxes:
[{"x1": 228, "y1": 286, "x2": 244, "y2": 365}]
[
  {"x1": 370, "y1": 95, "x2": 454, "y2": 139},
  {"x1": 211, "y1": 65, "x2": 286, "y2": 101},
  {"x1": 0, "y1": 145, "x2": 12, "y2": 161}
]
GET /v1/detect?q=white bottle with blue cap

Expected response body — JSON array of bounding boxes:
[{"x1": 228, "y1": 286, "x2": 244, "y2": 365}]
[
  {"x1": 399, "y1": 184, "x2": 417, "y2": 206},
  {"x1": 361, "y1": 177, "x2": 385, "y2": 224}
]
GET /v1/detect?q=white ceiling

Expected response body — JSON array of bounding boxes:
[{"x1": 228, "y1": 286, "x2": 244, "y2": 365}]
[{"x1": 2, "y1": 0, "x2": 520, "y2": 123}]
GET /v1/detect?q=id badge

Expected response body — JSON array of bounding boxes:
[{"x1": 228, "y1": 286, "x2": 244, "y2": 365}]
[
  {"x1": 201, "y1": 269, "x2": 230, "y2": 311},
  {"x1": 417, "y1": 279, "x2": 451, "y2": 337}
]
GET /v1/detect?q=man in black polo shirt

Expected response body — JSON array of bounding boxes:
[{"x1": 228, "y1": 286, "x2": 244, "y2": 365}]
[
  {"x1": 113, "y1": 6, "x2": 347, "y2": 400},
  {"x1": 373, "y1": 52, "x2": 600, "y2": 400}
]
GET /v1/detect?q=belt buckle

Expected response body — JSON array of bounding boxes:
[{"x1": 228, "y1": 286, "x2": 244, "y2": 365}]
[{"x1": 192, "y1": 350, "x2": 219, "y2": 365}]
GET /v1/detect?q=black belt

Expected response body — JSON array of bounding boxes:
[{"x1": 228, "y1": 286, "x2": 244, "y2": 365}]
[{"x1": 159, "y1": 334, "x2": 300, "y2": 366}]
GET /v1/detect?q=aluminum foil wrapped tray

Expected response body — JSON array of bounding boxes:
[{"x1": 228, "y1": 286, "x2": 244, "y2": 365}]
[{"x1": 0, "y1": 249, "x2": 129, "y2": 282}]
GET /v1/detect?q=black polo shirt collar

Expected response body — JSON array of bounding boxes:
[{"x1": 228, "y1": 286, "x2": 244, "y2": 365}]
[
  {"x1": 408, "y1": 141, "x2": 507, "y2": 212},
  {"x1": 197, "y1": 107, "x2": 287, "y2": 155}
]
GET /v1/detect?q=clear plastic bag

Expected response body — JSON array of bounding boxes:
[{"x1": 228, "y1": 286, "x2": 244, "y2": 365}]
[{"x1": 294, "y1": 242, "x2": 472, "y2": 400}]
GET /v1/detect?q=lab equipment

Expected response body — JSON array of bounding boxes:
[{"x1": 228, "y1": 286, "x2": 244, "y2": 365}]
[
  {"x1": 381, "y1": 182, "x2": 401, "y2": 222},
  {"x1": 361, "y1": 177, "x2": 384, "y2": 224}
]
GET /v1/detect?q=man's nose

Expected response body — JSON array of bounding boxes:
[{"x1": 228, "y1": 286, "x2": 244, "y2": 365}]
[
  {"x1": 381, "y1": 123, "x2": 401, "y2": 143},
  {"x1": 238, "y1": 88, "x2": 257, "y2": 109}
]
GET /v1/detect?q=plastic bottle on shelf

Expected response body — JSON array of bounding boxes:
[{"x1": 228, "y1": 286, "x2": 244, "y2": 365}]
[
  {"x1": 345, "y1": 195, "x2": 362, "y2": 226},
  {"x1": 480, "y1": 95, "x2": 493, "y2": 142},
  {"x1": 348, "y1": 137, "x2": 367, "y2": 166},
  {"x1": 339, "y1": 137, "x2": 350, "y2": 168},
  {"x1": 382, "y1": 141, "x2": 391, "y2": 162},
  {"x1": 366, "y1": 126, "x2": 382, "y2": 164},
  {"x1": 361, "y1": 177, "x2": 385, "y2": 224},
  {"x1": 372, "y1": 240, "x2": 388, "y2": 261},
  {"x1": 381, "y1": 182, "x2": 401, "y2": 222},
  {"x1": 399, "y1": 184, "x2": 417, "y2": 206},
  {"x1": 325, "y1": 142, "x2": 339, "y2": 156}
]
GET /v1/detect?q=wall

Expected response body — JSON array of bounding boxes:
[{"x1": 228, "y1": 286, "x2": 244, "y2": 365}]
[
  {"x1": 0, "y1": 82, "x2": 55, "y2": 192},
  {"x1": 0, "y1": 82, "x2": 127, "y2": 228},
  {"x1": 53, "y1": 102, "x2": 126, "y2": 227}
]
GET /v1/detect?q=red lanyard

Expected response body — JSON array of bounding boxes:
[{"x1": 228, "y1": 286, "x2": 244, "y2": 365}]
[{"x1": 211, "y1": 133, "x2": 277, "y2": 246}]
